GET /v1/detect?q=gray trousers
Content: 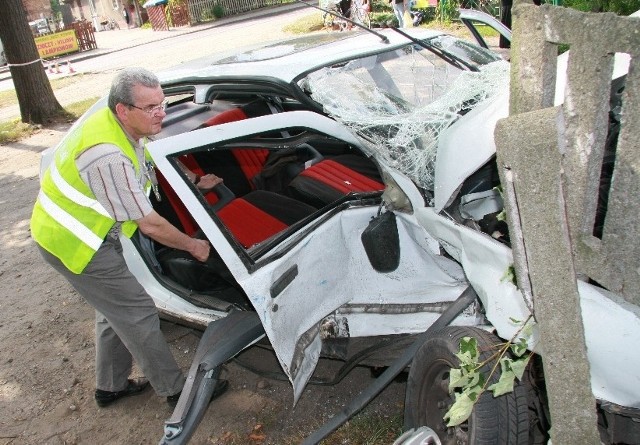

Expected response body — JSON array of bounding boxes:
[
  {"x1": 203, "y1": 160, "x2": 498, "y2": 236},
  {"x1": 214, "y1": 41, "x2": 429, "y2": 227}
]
[{"x1": 38, "y1": 236, "x2": 184, "y2": 396}]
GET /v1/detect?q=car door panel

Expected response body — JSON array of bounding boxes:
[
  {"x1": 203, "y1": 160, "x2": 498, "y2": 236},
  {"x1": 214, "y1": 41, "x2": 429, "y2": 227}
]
[{"x1": 148, "y1": 111, "x2": 470, "y2": 399}]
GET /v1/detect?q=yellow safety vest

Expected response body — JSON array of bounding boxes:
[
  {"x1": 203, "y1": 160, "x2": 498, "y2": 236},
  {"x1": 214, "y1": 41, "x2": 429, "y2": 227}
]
[{"x1": 30, "y1": 107, "x2": 151, "y2": 274}]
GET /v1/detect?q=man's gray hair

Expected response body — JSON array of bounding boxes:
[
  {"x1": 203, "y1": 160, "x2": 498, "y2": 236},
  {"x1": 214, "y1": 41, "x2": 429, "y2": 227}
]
[{"x1": 108, "y1": 67, "x2": 160, "y2": 113}]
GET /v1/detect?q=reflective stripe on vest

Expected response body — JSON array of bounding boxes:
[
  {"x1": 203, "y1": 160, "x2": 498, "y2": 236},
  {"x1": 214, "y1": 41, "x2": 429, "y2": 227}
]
[
  {"x1": 37, "y1": 190, "x2": 104, "y2": 251},
  {"x1": 48, "y1": 161, "x2": 111, "y2": 218}
]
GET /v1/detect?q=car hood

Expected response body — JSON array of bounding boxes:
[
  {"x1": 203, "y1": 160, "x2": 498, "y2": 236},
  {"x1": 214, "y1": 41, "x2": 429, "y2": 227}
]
[{"x1": 157, "y1": 28, "x2": 446, "y2": 85}]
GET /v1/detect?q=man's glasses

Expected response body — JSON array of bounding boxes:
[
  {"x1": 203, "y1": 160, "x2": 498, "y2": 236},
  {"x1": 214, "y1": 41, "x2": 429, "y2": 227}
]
[{"x1": 126, "y1": 99, "x2": 168, "y2": 115}]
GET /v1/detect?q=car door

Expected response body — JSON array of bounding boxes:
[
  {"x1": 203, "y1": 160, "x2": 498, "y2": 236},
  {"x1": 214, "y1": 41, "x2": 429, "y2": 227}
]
[
  {"x1": 147, "y1": 110, "x2": 470, "y2": 401},
  {"x1": 458, "y1": 8, "x2": 512, "y2": 49}
]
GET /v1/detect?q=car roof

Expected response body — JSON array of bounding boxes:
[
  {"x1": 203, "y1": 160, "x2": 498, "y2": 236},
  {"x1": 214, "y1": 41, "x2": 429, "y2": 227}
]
[{"x1": 158, "y1": 28, "x2": 446, "y2": 85}]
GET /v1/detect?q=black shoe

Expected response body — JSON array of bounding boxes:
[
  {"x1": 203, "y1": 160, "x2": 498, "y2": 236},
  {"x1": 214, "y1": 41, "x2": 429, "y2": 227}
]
[
  {"x1": 95, "y1": 378, "x2": 150, "y2": 407},
  {"x1": 167, "y1": 379, "x2": 229, "y2": 409}
]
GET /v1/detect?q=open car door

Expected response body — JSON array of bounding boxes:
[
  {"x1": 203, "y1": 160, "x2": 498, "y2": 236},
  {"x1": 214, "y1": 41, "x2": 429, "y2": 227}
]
[
  {"x1": 147, "y1": 110, "x2": 471, "y2": 405},
  {"x1": 458, "y1": 8, "x2": 512, "y2": 49}
]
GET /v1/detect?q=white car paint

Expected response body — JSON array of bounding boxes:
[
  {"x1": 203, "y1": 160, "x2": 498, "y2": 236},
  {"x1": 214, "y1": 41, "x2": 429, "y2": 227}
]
[
  {"x1": 39, "y1": 24, "x2": 640, "y2": 418},
  {"x1": 148, "y1": 105, "x2": 640, "y2": 408},
  {"x1": 147, "y1": 111, "x2": 475, "y2": 401}
]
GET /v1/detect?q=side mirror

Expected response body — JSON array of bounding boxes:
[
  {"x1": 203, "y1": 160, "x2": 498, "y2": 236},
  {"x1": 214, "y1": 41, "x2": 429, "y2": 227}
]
[{"x1": 361, "y1": 211, "x2": 400, "y2": 273}]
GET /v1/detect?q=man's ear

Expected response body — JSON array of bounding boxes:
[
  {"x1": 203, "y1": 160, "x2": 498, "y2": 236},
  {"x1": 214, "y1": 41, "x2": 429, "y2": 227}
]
[{"x1": 114, "y1": 102, "x2": 129, "y2": 120}]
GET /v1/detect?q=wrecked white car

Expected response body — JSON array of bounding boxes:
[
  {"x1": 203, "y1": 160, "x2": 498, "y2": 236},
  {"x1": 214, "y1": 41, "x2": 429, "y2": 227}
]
[{"x1": 43, "y1": 21, "x2": 639, "y2": 445}]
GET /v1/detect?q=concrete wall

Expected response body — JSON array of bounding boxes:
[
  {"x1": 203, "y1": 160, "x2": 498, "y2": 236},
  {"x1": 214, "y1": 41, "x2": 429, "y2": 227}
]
[{"x1": 495, "y1": 3, "x2": 639, "y2": 443}]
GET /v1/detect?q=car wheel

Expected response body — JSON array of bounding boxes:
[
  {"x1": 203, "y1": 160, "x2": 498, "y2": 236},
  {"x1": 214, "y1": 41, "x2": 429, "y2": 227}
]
[{"x1": 405, "y1": 326, "x2": 530, "y2": 445}]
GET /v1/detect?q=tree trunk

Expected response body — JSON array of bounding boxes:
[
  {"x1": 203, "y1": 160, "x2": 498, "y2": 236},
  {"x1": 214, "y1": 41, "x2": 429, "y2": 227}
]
[{"x1": 0, "y1": 0, "x2": 64, "y2": 124}]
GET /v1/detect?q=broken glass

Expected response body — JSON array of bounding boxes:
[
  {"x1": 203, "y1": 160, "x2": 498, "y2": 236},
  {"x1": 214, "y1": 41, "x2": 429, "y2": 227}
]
[{"x1": 304, "y1": 41, "x2": 509, "y2": 190}]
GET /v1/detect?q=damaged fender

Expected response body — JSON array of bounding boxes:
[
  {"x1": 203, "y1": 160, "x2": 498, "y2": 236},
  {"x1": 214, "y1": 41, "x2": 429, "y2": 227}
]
[{"x1": 159, "y1": 311, "x2": 265, "y2": 445}]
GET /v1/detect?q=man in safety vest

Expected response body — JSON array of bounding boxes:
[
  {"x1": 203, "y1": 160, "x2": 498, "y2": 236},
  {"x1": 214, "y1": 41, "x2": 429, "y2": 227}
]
[{"x1": 30, "y1": 68, "x2": 226, "y2": 408}]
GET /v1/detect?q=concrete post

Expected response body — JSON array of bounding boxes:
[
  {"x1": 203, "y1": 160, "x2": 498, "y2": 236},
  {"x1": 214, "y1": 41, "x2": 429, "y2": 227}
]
[{"x1": 495, "y1": 2, "x2": 639, "y2": 442}]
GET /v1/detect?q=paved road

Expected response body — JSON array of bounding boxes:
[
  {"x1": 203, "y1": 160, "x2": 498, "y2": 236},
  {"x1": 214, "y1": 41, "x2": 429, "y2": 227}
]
[{"x1": 0, "y1": 4, "x2": 316, "y2": 122}]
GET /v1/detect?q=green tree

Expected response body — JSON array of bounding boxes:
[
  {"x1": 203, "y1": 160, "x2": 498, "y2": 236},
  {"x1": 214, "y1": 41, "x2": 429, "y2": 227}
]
[
  {"x1": 0, "y1": 0, "x2": 64, "y2": 124},
  {"x1": 50, "y1": 0, "x2": 63, "y2": 22},
  {"x1": 561, "y1": 0, "x2": 639, "y2": 14}
]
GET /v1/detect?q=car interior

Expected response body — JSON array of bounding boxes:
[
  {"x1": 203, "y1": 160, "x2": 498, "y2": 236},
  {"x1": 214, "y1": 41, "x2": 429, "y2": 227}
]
[{"x1": 133, "y1": 92, "x2": 386, "y2": 310}]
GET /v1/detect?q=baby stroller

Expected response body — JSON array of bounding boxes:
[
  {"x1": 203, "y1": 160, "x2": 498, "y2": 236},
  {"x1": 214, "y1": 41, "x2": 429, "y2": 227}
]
[
  {"x1": 410, "y1": 9, "x2": 426, "y2": 26},
  {"x1": 320, "y1": 0, "x2": 348, "y2": 28},
  {"x1": 320, "y1": 0, "x2": 370, "y2": 29}
]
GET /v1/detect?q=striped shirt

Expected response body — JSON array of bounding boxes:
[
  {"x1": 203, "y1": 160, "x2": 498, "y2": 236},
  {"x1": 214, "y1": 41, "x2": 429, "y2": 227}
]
[{"x1": 76, "y1": 138, "x2": 153, "y2": 235}]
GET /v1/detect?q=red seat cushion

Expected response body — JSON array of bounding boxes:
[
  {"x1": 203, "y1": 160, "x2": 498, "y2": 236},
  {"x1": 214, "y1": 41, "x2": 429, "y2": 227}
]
[
  {"x1": 178, "y1": 154, "x2": 220, "y2": 206},
  {"x1": 156, "y1": 171, "x2": 200, "y2": 237},
  {"x1": 231, "y1": 149, "x2": 270, "y2": 186},
  {"x1": 203, "y1": 107, "x2": 270, "y2": 188},
  {"x1": 157, "y1": 174, "x2": 291, "y2": 248},
  {"x1": 299, "y1": 159, "x2": 384, "y2": 194},
  {"x1": 203, "y1": 107, "x2": 248, "y2": 126},
  {"x1": 216, "y1": 198, "x2": 288, "y2": 248}
]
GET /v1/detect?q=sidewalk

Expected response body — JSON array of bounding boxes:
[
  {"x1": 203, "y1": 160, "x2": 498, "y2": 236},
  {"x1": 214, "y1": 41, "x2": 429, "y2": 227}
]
[{"x1": 0, "y1": 0, "x2": 313, "y2": 82}]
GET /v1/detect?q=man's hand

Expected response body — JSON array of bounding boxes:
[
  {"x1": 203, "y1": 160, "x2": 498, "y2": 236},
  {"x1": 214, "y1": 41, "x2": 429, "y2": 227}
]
[
  {"x1": 136, "y1": 210, "x2": 210, "y2": 262},
  {"x1": 188, "y1": 237, "x2": 210, "y2": 262},
  {"x1": 196, "y1": 174, "x2": 223, "y2": 190}
]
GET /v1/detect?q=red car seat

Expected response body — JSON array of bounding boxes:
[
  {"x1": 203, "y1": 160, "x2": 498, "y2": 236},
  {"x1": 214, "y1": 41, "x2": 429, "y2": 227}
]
[
  {"x1": 154, "y1": 169, "x2": 316, "y2": 248},
  {"x1": 200, "y1": 101, "x2": 274, "y2": 189},
  {"x1": 287, "y1": 154, "x2": 385, "y2": 207}
]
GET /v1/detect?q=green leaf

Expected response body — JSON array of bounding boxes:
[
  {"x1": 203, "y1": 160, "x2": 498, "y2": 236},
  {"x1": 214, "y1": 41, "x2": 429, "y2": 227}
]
[
  {"x1": 510, "y1": 355, "x2": 531, "y2": 381},
  {"x1": 448, "y1": 368, "x2": 467, "y2": 391},
  {"x1": 459, "y1": 337, "x2": 479, "y2": 359},
  {"x1": 466, "y1": 368, "x2": 483, "y2": 388},
  {"x1": 449, "y1": 366, "x2": 484, "y2": 393},
  {"x1": 488, "y1": 368, "x2": 516, "y2": 397},
  {"x1": 510, "y1": 337, "x2": 528, "y2": 357},
  {"x1": 444, "y1": 392, "x2": 475, "y2": 426},
  {"x1": 455, "y1": 350, "x2": 475, "y2": 367},
  {"x1": 466, "y1": 384, "x2": 483, "y2": 402},
  {"x1": 521, "y1": 320, "x2": 534, "y2": 338},
  {"x1": 501, "y1": 265, "x2": 517, "y2": 284}
]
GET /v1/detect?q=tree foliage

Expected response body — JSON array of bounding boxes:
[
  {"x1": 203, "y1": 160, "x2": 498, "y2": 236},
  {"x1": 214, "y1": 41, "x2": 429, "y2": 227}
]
[
  {"x1": 0, "y1": 0, "x2": 64, "y2": 124},
  {"x1": 562, "y1": 0, "x2": 640, "y2": 15},
  {"x1": 50, "y1": 0, "x2": 63, "y2": 21}
]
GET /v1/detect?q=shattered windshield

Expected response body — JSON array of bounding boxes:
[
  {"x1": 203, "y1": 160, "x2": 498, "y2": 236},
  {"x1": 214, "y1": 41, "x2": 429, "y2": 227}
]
[{"x1": 301, "y1": 36, "x2": 508, "y2": 190}]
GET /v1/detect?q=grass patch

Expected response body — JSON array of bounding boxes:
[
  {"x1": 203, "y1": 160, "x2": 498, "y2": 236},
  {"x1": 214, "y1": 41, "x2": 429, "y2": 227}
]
[
  {"x1": 0, "y1": 95, "x2": 97, "y2": 144},
  {"x1": 283, "y1": 12, "x2": 325, "y2": 33},
  {"x1": 65, "y1": 97, "x2": 99, "y2": 118},
  {"x1": 472, "y1": 23, "x2": 500, "y2": 38},
  {"x1": 0, "y1": 74, "x2": 87, "y2": 110},
  {"x1": 0, "y1": 89, "x2": 17, "y2": 109},
  {"x1": 0, "y1": 120, "x2": 41, "y2": 144},
  {"x1": 419, "y1": 19, "x2": 500, "y2": 39}
]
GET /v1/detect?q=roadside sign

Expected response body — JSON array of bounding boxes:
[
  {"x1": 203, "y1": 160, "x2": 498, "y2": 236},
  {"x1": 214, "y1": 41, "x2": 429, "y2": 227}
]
[{"x1": 35, "y1": 30, "x2": 79, "y2": 59}]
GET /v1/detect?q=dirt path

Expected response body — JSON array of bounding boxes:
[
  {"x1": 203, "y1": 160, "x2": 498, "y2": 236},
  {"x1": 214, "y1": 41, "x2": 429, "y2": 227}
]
[{"x1": 0, "y1": 124, "x2": 405, "y2": 445}]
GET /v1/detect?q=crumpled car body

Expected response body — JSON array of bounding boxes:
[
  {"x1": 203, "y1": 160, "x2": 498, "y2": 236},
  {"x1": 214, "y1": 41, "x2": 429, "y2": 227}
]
[{"x1": 40, "y1": 20, "x2": 639, "y2": 443}]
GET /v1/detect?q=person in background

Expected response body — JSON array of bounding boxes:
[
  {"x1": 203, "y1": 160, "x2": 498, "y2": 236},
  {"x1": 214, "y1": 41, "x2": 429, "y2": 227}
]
[
  {"x1": 30, "y1": 67, "x2": 227, "y2": 410},
  {"x1": 128, "y1": 3, "x2": 137, "y2": 27},
  {"x1": 499, "y1": 0, "x2": 512, "y2": 48},
  {"x1": 390, "y1": 0, "x2": 406, "y2": 28},
  {"x1": 123, "y1": 6, "x2": 131, "y2": 28}
]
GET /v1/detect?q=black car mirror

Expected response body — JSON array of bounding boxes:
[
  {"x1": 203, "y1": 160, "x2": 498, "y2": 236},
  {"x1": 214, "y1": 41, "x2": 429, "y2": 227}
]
[{"x1": 361, "y1": 210, "x2": 400, "y2": 273}]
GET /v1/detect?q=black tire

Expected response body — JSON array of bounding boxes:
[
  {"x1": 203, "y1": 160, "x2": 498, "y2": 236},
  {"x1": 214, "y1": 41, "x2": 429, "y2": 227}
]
[{"x1": 405, "y1": 326, "x2": 530, "y2": 445}]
